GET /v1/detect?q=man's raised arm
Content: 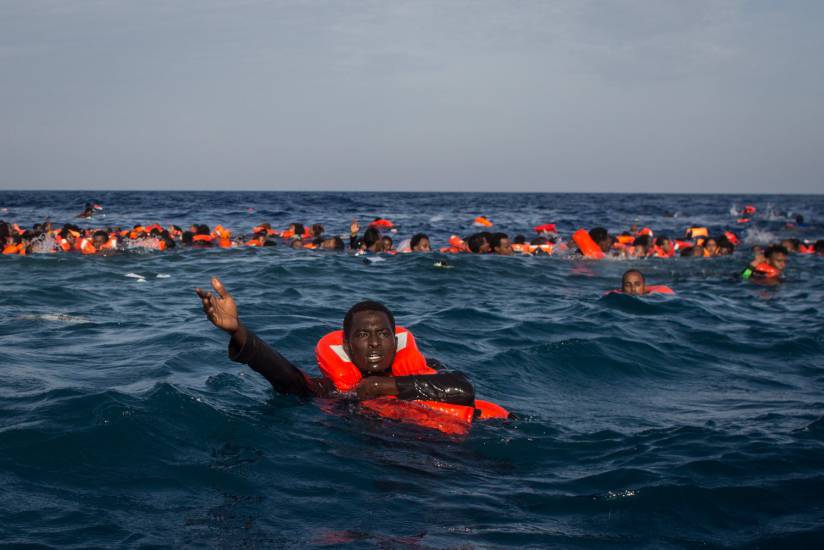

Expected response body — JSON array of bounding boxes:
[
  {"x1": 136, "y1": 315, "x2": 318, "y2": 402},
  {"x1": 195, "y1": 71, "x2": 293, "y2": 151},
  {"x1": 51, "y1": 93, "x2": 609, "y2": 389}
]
[{"x1": 195, "y1": 277, "x2": 327, "y2": 397}]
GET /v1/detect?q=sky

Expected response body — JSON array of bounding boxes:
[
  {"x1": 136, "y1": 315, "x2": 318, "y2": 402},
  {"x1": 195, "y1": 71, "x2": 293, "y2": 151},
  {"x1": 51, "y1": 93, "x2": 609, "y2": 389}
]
[{"x1": 1, "y1": 0, "x2": 822, "y2": 193}]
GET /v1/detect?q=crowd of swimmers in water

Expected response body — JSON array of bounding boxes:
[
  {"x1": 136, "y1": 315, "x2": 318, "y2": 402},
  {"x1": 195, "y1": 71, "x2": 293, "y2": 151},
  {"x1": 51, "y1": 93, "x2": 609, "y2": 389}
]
[{"x1": 2, "y1": 205, "x2": 822, "y2": 288}]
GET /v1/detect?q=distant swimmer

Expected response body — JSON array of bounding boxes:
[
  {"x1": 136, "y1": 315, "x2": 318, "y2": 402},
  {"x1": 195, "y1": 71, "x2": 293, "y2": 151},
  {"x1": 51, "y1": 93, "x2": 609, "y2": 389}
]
[
  {"x1": 612, "y1": 269, "x2": 675, "y2": 296},
  {"x1": 76, "y1": 202, "x2": 102, "y2": 219},
  {"x1": 195, "y1": 277, "x2": 508, "y2": 433}
]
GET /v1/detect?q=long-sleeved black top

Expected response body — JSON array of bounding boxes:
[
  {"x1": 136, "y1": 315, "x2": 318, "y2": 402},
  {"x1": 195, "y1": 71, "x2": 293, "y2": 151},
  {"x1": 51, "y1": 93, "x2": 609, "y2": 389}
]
[{"x1": 228, "y1": 328, "x2": 475, "y2": 406}]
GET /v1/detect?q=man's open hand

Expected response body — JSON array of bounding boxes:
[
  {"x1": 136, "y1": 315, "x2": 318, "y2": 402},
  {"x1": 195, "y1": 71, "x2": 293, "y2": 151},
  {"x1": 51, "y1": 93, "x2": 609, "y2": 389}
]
[{"x1": 195, "y1": 277, "x2": 239, "y2": 334}]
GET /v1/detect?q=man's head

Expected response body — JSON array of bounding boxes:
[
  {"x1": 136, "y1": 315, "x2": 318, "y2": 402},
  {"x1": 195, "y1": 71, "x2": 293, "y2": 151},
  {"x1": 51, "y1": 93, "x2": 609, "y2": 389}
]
[
  {"x1": 780, "y1": 239, "x2": 800, "y2": 253},
  {"x1": 319, "y1": 236, "x2": 344, "y2": 250},
  {"x1": 489, "y1": 232, "x2": 513, "y2": 255},
  {"x1": 92, "y1": 230, "x2": 108, "y2": 248},
  {"x1": 342, "y1": 301, "x2": 397, "y2": 375},
  {"x1": 589, "y1": 227, "x2": 611, "y2": 253},
  {"x1": 363, "y1": 227, "x2": 383, "y2": 252},
  {"x1": 381, "y1": 235, "x2": 394, "y2": 251},
  {"x1": 622, "y1": 269, "x2": 646, "y2": 295},
  {"x1": 466, "y1": 233, "x2": 491, "y2": 254},
  {"x1": 655, "y1": 236, "x2": 673, "y2": 252},
  {"x1": 633, "y1": 234, "x2": 651, "y2": 256},
  {"x1": 410, "y1": 233, "x2": 430, "y2": 252},
  {"x1": 765, "y1": 244, "x2": 789, "y2": 272},
  {"x1": 704, "y1": 238, "x2": 719, "y2": 256}
]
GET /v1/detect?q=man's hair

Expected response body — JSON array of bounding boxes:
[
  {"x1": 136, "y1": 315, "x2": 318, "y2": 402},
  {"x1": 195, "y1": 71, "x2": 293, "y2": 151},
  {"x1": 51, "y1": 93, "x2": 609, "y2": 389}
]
[
  {"x1": 655, "y1": 235, "x2": 670, "y2": 246},
  {"x1": 765, "y1": 244, "x2": 789, "y2": 258},
  {"x1": 513, "y1": 234, "x2": 526, "y2": 245},
  {"x1": 622, "y1": 269, "x2": 645, "y2": 283},
  {"x1": 181, "y1": 231, "x2": 194, "y2": 245},
  {"x1": 93, "y1": 230, "x2": 108, "y2": 240},
  {"x1": 589, "y1": 227, "x2": 609, "y2": 243},
  {"x1": 814, "y1": 240, "x2": 824, "y2": 254},
  {"x1": 362, "y1": 227, "x2": 381, "y2": 248},
  {"x1": 382, "y1": 235, "x2": 393, "y2": 246},
  {"x1": 343, "y1": 301, "x2": 395, "y2": 340},
  {"x1": 410, "y1": 233, "x2": 429, "y2": 248},
  {"x1": 196, "y1": 224, "x2": 210, "y2": 236},
  {"x1": 311, "y1": 223, "x2": 324, "y2": 237},
  {"x1": 718, "y1": 242, "x2": 735, "y2": 255},
  {"x1": 489, "y1": 232, "x2": 509, "y2": 251},
  {"x1": 633, "y1": 235, "x2": 651, "y2": 248},
  {"x1": 291, "y1": 223, "x2": 305, "y2": 236},
  {"x1": 465, "y1": 233, "x2": 487, "y2": 253}
]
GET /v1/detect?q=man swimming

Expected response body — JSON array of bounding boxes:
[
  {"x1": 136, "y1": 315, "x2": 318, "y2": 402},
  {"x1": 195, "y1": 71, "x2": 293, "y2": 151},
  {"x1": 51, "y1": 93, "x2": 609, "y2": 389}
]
[
  {"x1": 195, "y1": 277, "x2": 475, "y2": 403},
  {"x1": 617, "y1": 270, "x2": 675, "y2": 296},
  {"x1": 621, "y1": 269, "x2": 647, "y2": 295}
]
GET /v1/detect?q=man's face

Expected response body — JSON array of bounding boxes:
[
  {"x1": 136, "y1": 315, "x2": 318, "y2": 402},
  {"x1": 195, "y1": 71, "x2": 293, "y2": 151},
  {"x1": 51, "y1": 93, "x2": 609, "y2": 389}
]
[
  {"x1": 768, "y1": 252, "x2": 787, "y2": 272},
  {"x1": 412, "y1": 238, "x2": 430, "y2": 252},
  {"x1": 705, "y1": 239, "x2": 718, "y2": 255},
  {"x1": 92, "y1": 234, "x2": 107, "y2": 248},
  {"x1": 597, "y1": 237, "x2": 611, "y2": 253},
  {"x1": 494, "y1": 238, "x2": 513, "y2": 256},
  {"x1": 343, "y1": 311, "x2": 397, "y2": 375},
  {"x1": 478, "y1": 238, "x2": 491, "y2": 254},
  {"x1": 622, "y1": 272, "x2": 646, "y2": 295}
]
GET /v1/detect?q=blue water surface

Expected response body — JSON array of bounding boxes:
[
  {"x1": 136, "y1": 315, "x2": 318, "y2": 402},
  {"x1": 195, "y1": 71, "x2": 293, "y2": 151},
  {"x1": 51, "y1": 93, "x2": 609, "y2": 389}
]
[{"x1": 1, "y1": 191, "x2": 823, "y2": 548}]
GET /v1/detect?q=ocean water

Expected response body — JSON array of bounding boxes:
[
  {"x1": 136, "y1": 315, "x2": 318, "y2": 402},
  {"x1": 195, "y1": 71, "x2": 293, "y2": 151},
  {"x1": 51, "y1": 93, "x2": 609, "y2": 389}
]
[{"x1": 1, "y1": 191, "x2": 823, "y2": 549}]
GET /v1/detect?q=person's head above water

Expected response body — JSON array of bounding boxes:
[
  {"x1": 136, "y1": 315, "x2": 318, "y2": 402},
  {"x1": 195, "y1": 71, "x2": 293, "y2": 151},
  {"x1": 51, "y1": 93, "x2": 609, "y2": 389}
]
[
  {"x1": 410, "y1": 233, "x2": 430, "y2": 252},
  {"x1": 342, "y1": 300, "x2": 397, "y2": 375},
  {"x1": 765, "y1": 244, "x2": 789, "y2": 272},
  {"x1": 589, "y1": 227, "x2": 611, "y2": 253},
  {"x1": 466, "y1": 233, "x2": 491, "y2": 254},
  {"x1": 622, "y1": 269, "x2": 646, "y2": 295}
]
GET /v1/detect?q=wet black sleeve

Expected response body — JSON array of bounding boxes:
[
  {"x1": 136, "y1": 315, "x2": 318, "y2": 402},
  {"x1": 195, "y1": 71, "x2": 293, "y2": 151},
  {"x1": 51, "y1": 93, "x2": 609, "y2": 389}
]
[
  {"x1": 228, "y1": 328, "x2": 333, "y2": 398},
  {"x1": 394, "y1": 372, "x2": 475, "y2": 406}
]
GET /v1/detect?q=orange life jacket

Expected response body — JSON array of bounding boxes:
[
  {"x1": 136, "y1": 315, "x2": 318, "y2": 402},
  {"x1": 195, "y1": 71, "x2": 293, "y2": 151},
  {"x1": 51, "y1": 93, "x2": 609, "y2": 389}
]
[
  {"x1": 369, "y1": 219, "x2": 394, "y2": 229},
  {"x1": 608, "y1": 285, "x2": 675, "y2": 296},
  {"x1": 192, "y1": 234, "x2": 213, "y2": 243},
  {"x1": 315, "y1": 327, "x2": 507, "y2": 434},
  {"x1": 2, "y1": 243, "x2": 24, "y2": 255},
  {"x1": 686, "y1": 227, "x2": 708, "y2": 239},
  {"x1": 754, "y1": 262, "x2": 780, "y2": 278},
  {"x1": 439, "y1": 235, "x2": 467, "y2": 254},
  {"x1": 78, "y1": 238, "x2": 97, "y2": 255},
  {"x1": 723, "y1": 231, "x2": 740, "y2": 246},
  {"x1": 534, "y1": 223, "x2": 557, "y2": 233},
  {"x1": 572, "y1": 229, "x2": 605, "y2": 259},
  {"x1": 473, "y1": 216, "x2": 493, "y2": 227}
]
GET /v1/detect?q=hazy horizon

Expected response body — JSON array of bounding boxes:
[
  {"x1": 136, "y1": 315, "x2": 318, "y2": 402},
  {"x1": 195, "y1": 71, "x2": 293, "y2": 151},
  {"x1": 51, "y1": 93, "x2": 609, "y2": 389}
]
[{"x1": 2, "y1": 1, "x2": 822, "y2": 193}]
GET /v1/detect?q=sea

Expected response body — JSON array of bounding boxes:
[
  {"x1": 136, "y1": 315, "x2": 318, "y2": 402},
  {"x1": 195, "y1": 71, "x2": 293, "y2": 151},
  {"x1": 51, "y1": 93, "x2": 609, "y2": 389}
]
[{"x1": 1, "y1": 191, "x2": 823, "y2": 548}]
